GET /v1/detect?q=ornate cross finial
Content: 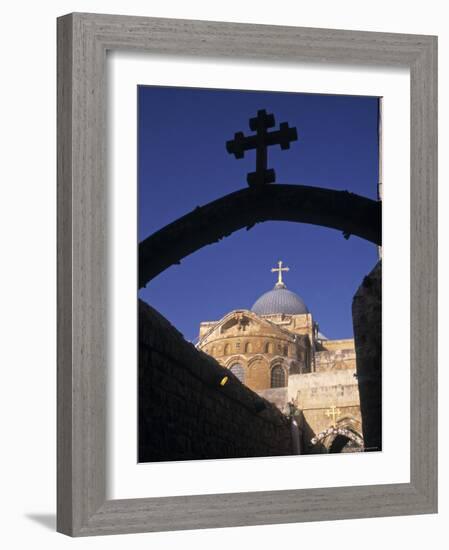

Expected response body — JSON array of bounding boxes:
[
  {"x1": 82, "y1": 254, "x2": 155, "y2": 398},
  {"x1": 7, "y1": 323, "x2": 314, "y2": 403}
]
[
  {"x1": 271, "y1": 260, "x2": 289, "y2": 289},
  {"x1": 325, "y1": 406, "x2": 342, "y2": 426},
  {"x1": 226, "y1": 109, "x2": 298, "y2": 186}
]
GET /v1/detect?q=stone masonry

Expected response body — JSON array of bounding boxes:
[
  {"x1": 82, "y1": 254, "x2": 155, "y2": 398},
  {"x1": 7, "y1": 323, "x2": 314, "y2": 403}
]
[
  {"x1": 352, "y1": 260, "x2": 382, "y2": 452},
  {"x1": 138, "y1": 300, "x2": 294, "y2": 462}
]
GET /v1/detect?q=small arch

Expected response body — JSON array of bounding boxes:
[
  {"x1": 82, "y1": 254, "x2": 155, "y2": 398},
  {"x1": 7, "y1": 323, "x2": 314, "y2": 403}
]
[
  {"x1": 244, "y1": 342, "x2": 252, "y2": 353},
  {"x1": 247, "y1": 354, "x2": 265, "y2": 367},
  {"x1": 283, "y1": 345, "x2": 289, "y2": 356},
  {"x1": 211, "y1": 345, "x2": 216, "y2": 356},
  {"x1": 229, "y1": 363, "x2": 245, "y2": 383},
  {"x1": 271, "y1": 365, "x2": 286, "y2": 388},
  {"x1": 264, "y1": 342, "x2": 274, "y2": 354},
  {"x1": 311, "y1": 426, "x2": 364, "y2": 451},
  {"x1": 223, "y1": 343, "x2": 231, "y2": 355}
]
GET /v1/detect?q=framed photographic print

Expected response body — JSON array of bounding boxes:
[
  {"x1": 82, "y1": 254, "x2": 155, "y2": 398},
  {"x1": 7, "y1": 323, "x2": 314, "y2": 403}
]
[
  {"x1": 57, "y1": 12, "x2": 437, "y2": 536},
  {"x1": 137, "y1": 86, "x2": 378, "y2": 462}
]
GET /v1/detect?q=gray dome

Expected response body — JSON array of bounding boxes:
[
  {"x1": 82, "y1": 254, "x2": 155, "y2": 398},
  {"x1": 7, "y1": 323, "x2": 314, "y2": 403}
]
[{"x1": 251, "y1": 287, "x2": 309, "y2": 316}]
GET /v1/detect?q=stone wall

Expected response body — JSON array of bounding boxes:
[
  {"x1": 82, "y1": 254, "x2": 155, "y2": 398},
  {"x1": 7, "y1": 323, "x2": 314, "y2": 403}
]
[
  {"x1": 315, "y1": 348, "x2": 356, "y2": 372},
  {"x1": 139, "y1": 300, "x2": 294, "y2": 462},
  {"x1": 352, "y1": 261, "x2": 382, "y2": 452},
  {"x1": 287, "y1": 371, "x2": 362, "y2": 450},
  {"x1": 257, "y1": 387, "x2": 289, "y2": 412},
  {"x1": 315, "y1": 338, "x2": 356, "y2": 372}
]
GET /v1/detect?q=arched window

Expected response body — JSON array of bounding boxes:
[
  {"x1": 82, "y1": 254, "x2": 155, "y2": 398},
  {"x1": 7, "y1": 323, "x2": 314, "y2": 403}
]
[
  {"x1": 264, "y1": 342, "x2": 274, "y2": 354},
  {"x1": 271, "y1": 365, "x2": 286, "y2": 388},
  {"x1": 244, "y1": 342, "x2": 252, "y2": 353},
  {"x1": 224, "y1": 343, "x2": 231, "y2": 355},
  {"x1": 283, "y1": 345, "x2": 289, "y2": 356},
  {"x1": 230, "y1": 363, "x2": 245, "y2": 383}
]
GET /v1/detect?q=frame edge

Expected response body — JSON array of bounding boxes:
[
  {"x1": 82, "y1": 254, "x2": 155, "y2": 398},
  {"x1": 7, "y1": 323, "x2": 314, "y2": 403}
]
[{"x1": 57, "y1": 12, "x2": 438, "y2": 536}]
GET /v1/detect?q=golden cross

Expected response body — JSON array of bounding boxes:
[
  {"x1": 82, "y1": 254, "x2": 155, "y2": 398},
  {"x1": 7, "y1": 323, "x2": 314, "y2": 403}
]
[
  {"x1": 271, "y1": 260, "x2": 290, "y2": 286},
  {"x1": 325, "y1": 406, "x2": 341, "y2": 426}
]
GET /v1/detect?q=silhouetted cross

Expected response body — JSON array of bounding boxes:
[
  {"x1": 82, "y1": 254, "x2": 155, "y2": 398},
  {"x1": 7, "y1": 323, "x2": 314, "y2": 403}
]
[{"x1": 226, "y1": 109, "x2": 298, "y2": 186}]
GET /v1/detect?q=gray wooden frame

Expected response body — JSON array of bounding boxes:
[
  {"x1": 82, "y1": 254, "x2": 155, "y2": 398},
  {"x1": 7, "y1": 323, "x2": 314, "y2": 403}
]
[{"x1": 57, "y1": 12, "x2": 438, "y2": 537}]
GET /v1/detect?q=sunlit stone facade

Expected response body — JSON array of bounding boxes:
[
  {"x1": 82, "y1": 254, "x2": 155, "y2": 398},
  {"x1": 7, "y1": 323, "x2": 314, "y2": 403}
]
[{"x1": 197, "y1": 262, "x2": 364, "y2": 453}]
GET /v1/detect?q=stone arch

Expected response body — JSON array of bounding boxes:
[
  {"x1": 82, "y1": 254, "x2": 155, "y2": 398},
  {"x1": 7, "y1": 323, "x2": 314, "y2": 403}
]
[
  {"x1": 247, "y1": 354, "x2": 265, "y2": 366},
  {"x1": 139, "y1": 184, "x2": 381, "y2": 287},
  {"x1": 244, "y1": 341, "x2": 253, "y2": 353},
  {"x1": 269, "y1": 355, "x2": 285, "y2": 366},
  {"x1": 224, "y1": 355, "x2": 247, "y2": 368},
  {"x1": 223, "y1": 343, "x2": 231, "y2": 355},
  {"x1": 337, "y1": 416, "x2": 363, "y2": 434},
  {"x1": 310, "y1": 426, "x2": 363, "y2": 452},
  {"x1": 138, "y1": 184, "x2": 382, "y2": 453}
]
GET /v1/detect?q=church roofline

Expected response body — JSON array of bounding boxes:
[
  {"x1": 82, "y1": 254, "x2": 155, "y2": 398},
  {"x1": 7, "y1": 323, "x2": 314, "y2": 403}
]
[{"x1": 197, "y1": 308, "x2": 298, "y2": 347}]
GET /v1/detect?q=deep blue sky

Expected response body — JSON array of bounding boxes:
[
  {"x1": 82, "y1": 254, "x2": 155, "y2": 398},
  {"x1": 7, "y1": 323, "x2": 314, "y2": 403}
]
[{"x1": 138, "y1": 86, "x2": 379, "y2": 342}]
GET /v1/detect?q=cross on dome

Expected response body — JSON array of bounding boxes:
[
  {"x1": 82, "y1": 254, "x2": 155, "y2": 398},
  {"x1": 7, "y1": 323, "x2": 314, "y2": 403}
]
[
  {"x1": 271, "y1": 260, "x2": 290, "y2": 289},
  {"x1": 251, "y1": 261, "x2": 308, "y2": 315}
]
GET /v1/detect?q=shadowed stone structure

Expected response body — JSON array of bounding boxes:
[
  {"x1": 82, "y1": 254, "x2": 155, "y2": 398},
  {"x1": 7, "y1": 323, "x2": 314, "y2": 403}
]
[
  {"x1": 139, "y1": 184, "x2": 381, "y2": 288},
  {"x1": 352, "y1": 260, "x2": 382, "y2": 451},
  {"x1": 139, "y1": 300, "x2": 294, "y2": 462}
]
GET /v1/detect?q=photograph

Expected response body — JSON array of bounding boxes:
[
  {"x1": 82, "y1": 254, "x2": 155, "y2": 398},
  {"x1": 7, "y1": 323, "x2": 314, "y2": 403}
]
[
  {"x1": 49, "y1": 7, "x2": 437, "y2": 539},
  {"x1": 137, "y1": 85, "x2": 381, "y2": 462}
]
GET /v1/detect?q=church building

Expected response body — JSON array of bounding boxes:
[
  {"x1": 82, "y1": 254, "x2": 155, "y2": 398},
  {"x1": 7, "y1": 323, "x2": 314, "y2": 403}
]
[{"x1": 197, "y1": 261, "x2": 364, "y2": 453}]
